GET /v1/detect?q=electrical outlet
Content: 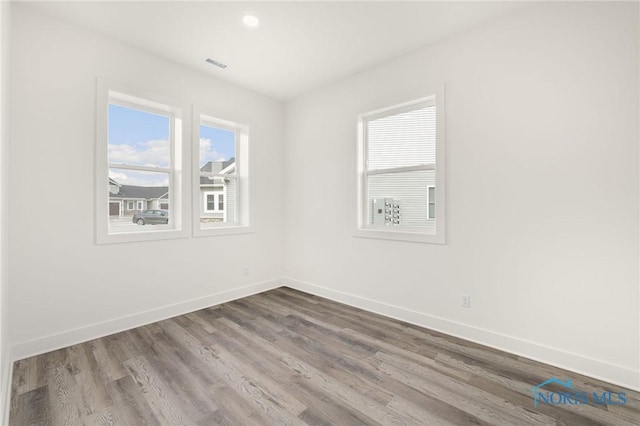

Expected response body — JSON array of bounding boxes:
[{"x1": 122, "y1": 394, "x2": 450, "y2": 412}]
[
  {"x1": 243, "y1": 266, "x2": 249, "y2": 276},
  {"x1": 461, "y1": 294, "x2": 471, "y2": 308}
]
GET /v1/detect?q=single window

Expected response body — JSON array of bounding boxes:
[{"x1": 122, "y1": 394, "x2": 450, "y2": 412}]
[
  {"x1": 194, "y1": 109, "x2": 251, "y2": 236},
  {"x1": 107, "y1": 100, "x2": 171, "y2": 236},
  {"x1": 356, "y1": 92, "x2": 445, "y2": 243},
  {"x1": 206, "y1": 194, "x2": 216, "y2": 211},
  {"x1": 428, "y1": 186, "x2": 435, "y2": 219},
  {"x1": 96, "y1": 80, "x2": 188, "y2": 244}
]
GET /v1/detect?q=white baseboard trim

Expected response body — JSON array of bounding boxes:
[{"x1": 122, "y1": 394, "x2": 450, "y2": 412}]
[
  {"x1": 1, "y1": 357, "x2": 12, "y2": 426},
  {"x1": 11, "y1": 279, "x2": 283, "y2": 362},
  {"x1": 8, "y1": 277, "x2": 639, "y2": 397},
  {"x1": 282, "y1": 277, "x2": 640, "y2": 392}
]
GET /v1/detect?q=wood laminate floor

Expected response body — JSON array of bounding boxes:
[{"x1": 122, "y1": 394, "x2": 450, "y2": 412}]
[{"x1": 9, "y1": 287, "x2": 640, "y2": 425}]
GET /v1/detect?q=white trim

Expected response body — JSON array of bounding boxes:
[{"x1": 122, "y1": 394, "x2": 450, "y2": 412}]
[
  {"x1": 200, "y1": 114, "x2": 240, "y2": 133},
  {"x1": 194, "y1": 224, "x2": 254, "y2": 237},
  {"x1": 107, "y1": 164, "x2": 171, "y2": 174},
  {"x1": 219, "y1": 162, "x2": 236, "y2": 175},
  {"x1": 11, "y1": 279, "x2": 283, "y2": 362},
  {"x1": 7, "y1": 278, "x2": 638, "y2": 401},
  {"x1": 200, "y1": 173, "x2": 237, "y2": 180},
  {"x1": 353, "y1": 226, "x2": 440, "y2": 244},
  {"x1": 193, "y1": 104, "x2": 253, "y2": 237},
  {"x1": 367, "y1": 163, "x2": 435, "y2": 176},
  {"x1": 355, "y1": 85, "x2": 445, "y2": 244},
  {"x1": 223, "y1": 184, "x2": 228, "y2": 222},
  {"x1": 110, "y1": 94, "x2": 178, "y2": 116},
  {"x1": 362, "y1": 95, "x2": 436, "y2": 121},
  {"x1": 96, "y1": 78, "x2": 191, "y2": 245},
  {"x1": 282, "y1": 277, "x2": 640, "y2": 392},
  {"x1": 1, "y1": 356, "x2": 12, "y2": 426}
]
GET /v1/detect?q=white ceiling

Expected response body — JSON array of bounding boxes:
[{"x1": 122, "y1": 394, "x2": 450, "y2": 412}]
[{"x1": 22, "y1": 1, "x2": 526, "y2": 101}]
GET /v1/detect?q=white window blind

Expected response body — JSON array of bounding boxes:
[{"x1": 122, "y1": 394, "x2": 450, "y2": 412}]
[{"x1": 367, "y1": 105, "x2": 436, "y2": 171}]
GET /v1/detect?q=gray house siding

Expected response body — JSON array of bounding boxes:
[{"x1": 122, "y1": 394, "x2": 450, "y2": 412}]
[
  {"x1": 199, "y1": 178, "x2": 235, "y2": 223},
  {"x1": 367, "y1": 169, "x2": 435, "y2": 228},
  {"x1": 226, "y1": 178, "x2": 236, "y2": 223},
  {"x1": 199, "y1": 159, "x2": 236, "y2": 224}
]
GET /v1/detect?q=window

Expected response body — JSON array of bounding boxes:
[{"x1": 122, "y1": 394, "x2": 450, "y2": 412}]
[
  {"x1": 193, "y1": 108, "x2": 251, "y2": 236},
  {"x1": 96, "y1": 80, "x2": 189, "y2": 244},
  {"x1": 206, "y1": 193, "x2": 216, "y2": 212},
  {"x1": 428, "y1": 186, "x2": 436, "y2": 219},
  {"x1": 356, "y1": 92, "x2": 445, "y2": 243},
  {"x1": 204, "y1": 191, "x2": 224, "y2": 213}
]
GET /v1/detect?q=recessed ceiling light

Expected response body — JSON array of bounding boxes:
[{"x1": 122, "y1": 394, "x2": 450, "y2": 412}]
[{"x1": 242, "y1": 15, "x2": 260, "y2": 28}]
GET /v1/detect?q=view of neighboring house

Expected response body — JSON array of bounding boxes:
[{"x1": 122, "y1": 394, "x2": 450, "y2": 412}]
[
  {"x1": 108, "y1": 157, "x2": 236, "y2": 223},
  {"x1": 108, "y1": 178, "x2": 169, "y2": 218},
  {"x1": 199, "y1": 157, "x2": 236, "y2": 224},
  {"x1": 368, "y1": 170, "x2": 436, "y2": 227}
]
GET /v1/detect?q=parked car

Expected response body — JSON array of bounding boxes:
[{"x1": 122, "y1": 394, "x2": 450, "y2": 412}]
[{"x1": 132, "y1": 209, "x2": 169, "y2": 225}]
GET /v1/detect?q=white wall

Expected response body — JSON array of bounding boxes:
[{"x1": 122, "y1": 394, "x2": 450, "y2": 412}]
[
  {"x1": 284, "y1": 2, "x2": 639, "y2": 389},
  {"x1": 9, "y1": 5, "x2": 285, "y2": 358},
  {"x1": 0, "y1": 0, "x2": 10, "y2": 421},
  {"x1": 6, "y1": 0, "x2": 639, "y2": 398}
]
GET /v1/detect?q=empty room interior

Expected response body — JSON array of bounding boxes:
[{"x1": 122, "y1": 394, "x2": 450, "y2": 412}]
[{"x1": 0, "y1": 0, "x2": 639, "y2": 424}]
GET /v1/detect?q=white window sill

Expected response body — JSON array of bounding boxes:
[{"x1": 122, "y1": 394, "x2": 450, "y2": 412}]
[
  {"x1": 97, "y1": 227, "x2": 190, "y2": 245},
  {"x1": 353, "y1": 227, "x2": 444, "y2": 244},
  {"x1": 194, "y1": 224, "x2": 255, "y2": 238}
]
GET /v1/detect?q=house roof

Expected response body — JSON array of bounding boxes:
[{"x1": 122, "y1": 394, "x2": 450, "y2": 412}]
[
  {"x1": 199, "y1": 158, "x2": 235, "y2": 185},
  {"x1": 200, "y1": 176, "x2": 224, "y2": 185},
  {"x1": 200, "y1": 158, "x2": 235, "y2": 173},
  {"x1": 109, "y1": 184, "x2": 168, "y2": 200},
  {"x1": 109, "y1": 158, "x2": 235, "y2": 197}
]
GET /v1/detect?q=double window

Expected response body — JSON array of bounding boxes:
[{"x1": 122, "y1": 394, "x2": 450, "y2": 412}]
[
  {"x1": 356, "y1": 92, "x2": 445, "y2": 243},
  {"x1": 204, "y1": 192, "x2": 224, "y2": 213},
  {"x1": 96, "y1": 80, "x2": 251, "y2": 244}
]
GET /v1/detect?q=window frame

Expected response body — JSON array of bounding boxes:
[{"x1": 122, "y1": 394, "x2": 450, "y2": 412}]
[
  {"x1": 355, "y1": 88, "x2": 445, "y2": 244},
  {"x1": 218, "y1": 193, "x2": 225, "y2": 213},
  {"x1": 96, "y1": 78, "x2": 191, "y2": 244},
  {"x1": 203, "y1": 190, "x2": 224, "y2": 213},
  {"x1": 192, "y1": 105, "x2": 253, "y2": 237}
]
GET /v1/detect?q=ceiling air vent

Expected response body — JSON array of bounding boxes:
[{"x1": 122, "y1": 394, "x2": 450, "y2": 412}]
[{"x1": 206, "y1": 58, "x2": 227, "y2": 69}]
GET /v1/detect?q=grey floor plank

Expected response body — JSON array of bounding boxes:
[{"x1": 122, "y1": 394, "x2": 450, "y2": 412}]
[
  {"x1": 123, "y1": 355, "x2": 194, "y2": 425},
  {"x1": 106, "y1": 375, "x2": 160, "y2": 426},
  {"x1": 10, "y1": 386, "x2": 51, "y2": 426},
  {"x1": 9, "y1": 287, "x2": 640, "y2": 425}
]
